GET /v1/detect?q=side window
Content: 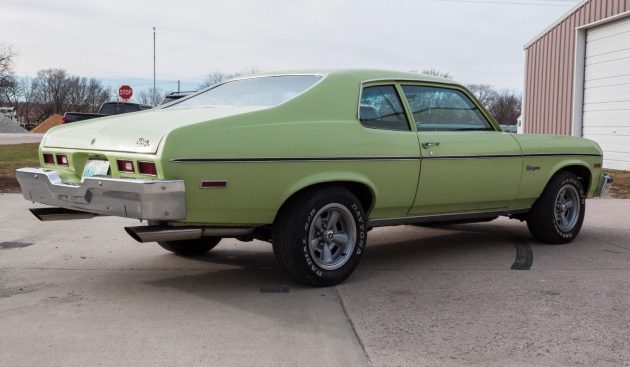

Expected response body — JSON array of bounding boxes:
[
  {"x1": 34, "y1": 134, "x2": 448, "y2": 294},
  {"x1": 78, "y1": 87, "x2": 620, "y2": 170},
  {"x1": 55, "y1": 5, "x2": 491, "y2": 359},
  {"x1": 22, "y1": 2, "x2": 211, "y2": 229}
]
[
  {"x1": 401, "y1": 85, "x2": 493, "y2": 131},
  {"x1": 359, "y1": 85, "x2": 410, "y2": 131}
]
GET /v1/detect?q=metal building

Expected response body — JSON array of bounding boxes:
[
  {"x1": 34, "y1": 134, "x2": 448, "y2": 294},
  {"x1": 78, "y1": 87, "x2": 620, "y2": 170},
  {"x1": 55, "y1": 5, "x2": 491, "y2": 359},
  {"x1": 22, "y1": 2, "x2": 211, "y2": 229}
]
[{"x1": 524, "y1": 0, "x2": 630, "y2": 170}]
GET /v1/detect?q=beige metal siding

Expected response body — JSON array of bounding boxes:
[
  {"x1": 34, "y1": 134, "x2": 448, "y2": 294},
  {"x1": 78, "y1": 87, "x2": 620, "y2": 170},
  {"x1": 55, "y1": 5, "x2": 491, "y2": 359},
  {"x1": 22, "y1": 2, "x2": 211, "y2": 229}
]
[{"x1": 524, "y1": 0, "x2": 630, "y2": 134}]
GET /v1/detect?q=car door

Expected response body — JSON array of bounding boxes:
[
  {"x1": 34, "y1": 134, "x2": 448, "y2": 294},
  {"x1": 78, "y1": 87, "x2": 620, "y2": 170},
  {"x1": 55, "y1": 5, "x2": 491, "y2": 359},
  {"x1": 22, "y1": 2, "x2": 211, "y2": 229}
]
[{"x1": 399, "y1": 84, "x2": 523, "y2": 215}]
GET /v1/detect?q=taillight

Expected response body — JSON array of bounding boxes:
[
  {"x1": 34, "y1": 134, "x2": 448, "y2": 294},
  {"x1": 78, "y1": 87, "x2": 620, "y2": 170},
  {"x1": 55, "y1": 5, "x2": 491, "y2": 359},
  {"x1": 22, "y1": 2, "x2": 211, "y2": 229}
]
[
  {"x1": 138, "y1": 161, "x2": 157, "y2": 176},
  {"x1": 43, "y1": 153, "x2": 54, "y2": 165},
  {"x1": 61, "y1": 116, "x2": 67, "y2": 124},
  {"x1": 56, "y1": 154, "x2": 68, "y2": 166},
  {"x1": 117, "y1": 159, "x2": 135, "y2": 173}
]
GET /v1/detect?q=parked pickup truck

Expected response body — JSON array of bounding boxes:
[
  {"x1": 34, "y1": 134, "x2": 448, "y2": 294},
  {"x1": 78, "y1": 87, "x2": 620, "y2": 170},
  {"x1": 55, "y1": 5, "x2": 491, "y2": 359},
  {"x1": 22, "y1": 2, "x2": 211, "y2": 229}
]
[
  {"x1": 16, "y1": 70, "x2": 613, "y2": 286},
  {"x1": 62, "y1": 102, "x2": 153, "y2": 124}
]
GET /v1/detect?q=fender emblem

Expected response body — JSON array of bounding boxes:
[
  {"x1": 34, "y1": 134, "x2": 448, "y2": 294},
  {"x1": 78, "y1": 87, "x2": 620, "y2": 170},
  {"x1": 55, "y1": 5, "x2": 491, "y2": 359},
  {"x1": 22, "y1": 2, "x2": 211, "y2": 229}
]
[
  {"x1": 136, "y1": 138, "x2": 150, "y2": 147},
  {"x1": 526, "y1": 165, "x2": 541, "y2": 172}
]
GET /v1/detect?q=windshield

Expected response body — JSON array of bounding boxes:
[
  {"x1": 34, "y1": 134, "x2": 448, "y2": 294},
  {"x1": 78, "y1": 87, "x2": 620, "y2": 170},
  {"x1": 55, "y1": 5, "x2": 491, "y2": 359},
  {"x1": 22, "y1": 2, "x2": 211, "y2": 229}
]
[{"x1": 168, "y1": 75, "x2": 322, "y2": 108}]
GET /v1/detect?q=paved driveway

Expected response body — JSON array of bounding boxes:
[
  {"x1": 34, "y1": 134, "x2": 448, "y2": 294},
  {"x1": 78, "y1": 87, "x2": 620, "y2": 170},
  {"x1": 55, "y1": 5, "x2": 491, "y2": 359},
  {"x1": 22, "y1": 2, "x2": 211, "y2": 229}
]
[{"x1": 1, "y1": 194, "x2": 629, "y2": 366}]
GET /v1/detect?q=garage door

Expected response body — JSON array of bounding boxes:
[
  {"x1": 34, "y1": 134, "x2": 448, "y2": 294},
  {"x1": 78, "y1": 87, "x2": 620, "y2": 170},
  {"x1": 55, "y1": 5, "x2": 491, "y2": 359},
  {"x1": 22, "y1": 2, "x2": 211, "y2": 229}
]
[{"x1": 583, "y1": 16, "x2": 630, "y2": 171}]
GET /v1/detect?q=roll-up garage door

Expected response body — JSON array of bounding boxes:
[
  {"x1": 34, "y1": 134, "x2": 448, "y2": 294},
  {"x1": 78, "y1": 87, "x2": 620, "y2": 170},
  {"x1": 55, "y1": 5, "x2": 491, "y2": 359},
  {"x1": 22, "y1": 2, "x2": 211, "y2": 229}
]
[{"x1": 583, "y1": 16, "x2": 630, "y2": 170}]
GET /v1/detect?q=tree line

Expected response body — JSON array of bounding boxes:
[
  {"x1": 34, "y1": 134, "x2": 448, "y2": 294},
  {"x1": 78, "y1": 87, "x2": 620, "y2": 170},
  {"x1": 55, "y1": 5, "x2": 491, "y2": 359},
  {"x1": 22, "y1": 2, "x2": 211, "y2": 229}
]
[
  {"x1": 1, "y1": 45, "x2": 111, "y2": 123},
  {"x1": 419, "y1": 69, "x2": 522, "y2": 124},
  {"x1": 1, "y1": 42, "x2": 521, "y2": 125}
]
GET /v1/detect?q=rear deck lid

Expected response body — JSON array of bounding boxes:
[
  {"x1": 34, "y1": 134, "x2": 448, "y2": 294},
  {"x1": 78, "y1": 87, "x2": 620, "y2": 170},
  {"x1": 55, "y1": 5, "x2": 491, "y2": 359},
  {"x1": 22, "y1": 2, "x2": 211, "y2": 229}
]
[{"x1": 42, "y1": 106, "x2": 264, "y2": 154}]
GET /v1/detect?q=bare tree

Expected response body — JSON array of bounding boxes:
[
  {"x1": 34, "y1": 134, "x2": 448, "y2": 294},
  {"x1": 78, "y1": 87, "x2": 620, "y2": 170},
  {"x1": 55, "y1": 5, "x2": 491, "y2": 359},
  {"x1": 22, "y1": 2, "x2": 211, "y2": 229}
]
[
  {"x1": 198, "y1": 67, "x2": 261, "y2": 89},
  {"x1": 137, "y1": 87, "x2": 166, "y2": 106},
  {"x1": 466, "y1": 84, "x2": 498, "y2": 109},
  {"x1": 198, "y1": 72, "x2": 240, "y2": 89},
  {"x1": 488, "y1": 90, "x2": 521, "y2": 124},
  {"x1": 0, "y1": 43, "x2": 16, "y2": 88},
  {"x1": 420, "y1": 68, "x2": 453, "y2": 79}
]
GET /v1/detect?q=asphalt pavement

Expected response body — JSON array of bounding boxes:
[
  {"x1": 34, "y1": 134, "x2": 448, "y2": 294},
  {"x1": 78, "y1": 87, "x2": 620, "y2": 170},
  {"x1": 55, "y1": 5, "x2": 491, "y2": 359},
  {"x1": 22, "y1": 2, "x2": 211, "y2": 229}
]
[{"x1": 1, "y1": 194, "x2": 629, "y2": 366}]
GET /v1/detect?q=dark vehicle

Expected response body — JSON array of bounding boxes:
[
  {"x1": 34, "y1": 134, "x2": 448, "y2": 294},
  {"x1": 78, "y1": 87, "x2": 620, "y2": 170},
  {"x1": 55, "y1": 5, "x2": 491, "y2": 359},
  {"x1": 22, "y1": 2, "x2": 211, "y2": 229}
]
[
  {"x1": 62, "y1": 102, "x2": 153, "y2": 124},
  {"x1": 160, "y1": 91, "x2": 195, "y2": 105}
]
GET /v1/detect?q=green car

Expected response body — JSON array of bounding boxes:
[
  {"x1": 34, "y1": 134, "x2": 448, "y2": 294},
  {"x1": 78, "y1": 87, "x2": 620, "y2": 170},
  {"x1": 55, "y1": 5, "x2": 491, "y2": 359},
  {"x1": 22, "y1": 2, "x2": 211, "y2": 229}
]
[{"x1": 16, "y1": 70, "x2": 612, "y2": 286}]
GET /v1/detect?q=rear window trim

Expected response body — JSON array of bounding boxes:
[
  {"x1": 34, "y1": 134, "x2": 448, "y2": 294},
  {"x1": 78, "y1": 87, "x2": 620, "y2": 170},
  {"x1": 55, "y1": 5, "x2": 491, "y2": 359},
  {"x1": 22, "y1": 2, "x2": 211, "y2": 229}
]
[{"x1": 164, "y1": 73, "x2": 326, "y2": 109}]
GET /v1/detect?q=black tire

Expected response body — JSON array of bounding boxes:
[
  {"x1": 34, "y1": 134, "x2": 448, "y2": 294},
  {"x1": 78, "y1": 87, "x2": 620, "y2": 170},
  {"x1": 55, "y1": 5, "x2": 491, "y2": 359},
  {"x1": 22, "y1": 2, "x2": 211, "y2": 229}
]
[
  {"x1": 526, "y1": 171, "x2": 585, "y2": 244},
  {"x1": 157, "y1": 237, "x2": 221, "y2": 256},
  {"x1": 272, "y1": 187, "x2": 367, "y2": 286}
]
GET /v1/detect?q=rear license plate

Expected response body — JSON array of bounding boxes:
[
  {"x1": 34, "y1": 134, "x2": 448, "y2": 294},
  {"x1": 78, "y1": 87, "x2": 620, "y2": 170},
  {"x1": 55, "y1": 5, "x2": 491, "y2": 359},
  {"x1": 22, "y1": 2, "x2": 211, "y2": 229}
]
[{"x1": 82, "y1": 160, "x2": 110, "y2": 181}]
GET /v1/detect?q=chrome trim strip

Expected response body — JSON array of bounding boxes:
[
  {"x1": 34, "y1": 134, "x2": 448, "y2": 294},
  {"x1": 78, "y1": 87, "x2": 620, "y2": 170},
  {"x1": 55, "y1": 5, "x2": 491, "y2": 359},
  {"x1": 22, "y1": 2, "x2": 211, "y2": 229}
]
[
  {"x1": 368, "y1": 208, "x2": 530, "y2": 227},
  {"x1": 172, "y1": 156, "x2": 419, "y2": 163},
  {"x1": 163, "y1": 73, "x2": 326, "y2": 109},
  {"x1": 16, "y1": 167, "x2": 186, "y2": 220},
  {"x1": 170, "y1": 153, "x2": 602, "y2": 163}
]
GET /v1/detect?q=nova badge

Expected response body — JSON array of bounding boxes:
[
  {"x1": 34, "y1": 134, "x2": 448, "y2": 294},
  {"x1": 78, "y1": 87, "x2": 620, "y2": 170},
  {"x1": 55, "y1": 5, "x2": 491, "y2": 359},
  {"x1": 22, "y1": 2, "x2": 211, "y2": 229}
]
[
  {"x1": 526, "y1": 165, "x2": 541, "y2": 172},
  {"x1": 136, "y1": 138, "x2": 150, "y2": 147}
]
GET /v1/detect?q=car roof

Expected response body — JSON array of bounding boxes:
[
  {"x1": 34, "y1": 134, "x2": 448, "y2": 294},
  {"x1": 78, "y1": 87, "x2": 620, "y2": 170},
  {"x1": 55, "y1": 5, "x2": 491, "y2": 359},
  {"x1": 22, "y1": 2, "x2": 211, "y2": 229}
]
[{"x1": 238, "y1": 69, "x2": 459, "y2": 86}]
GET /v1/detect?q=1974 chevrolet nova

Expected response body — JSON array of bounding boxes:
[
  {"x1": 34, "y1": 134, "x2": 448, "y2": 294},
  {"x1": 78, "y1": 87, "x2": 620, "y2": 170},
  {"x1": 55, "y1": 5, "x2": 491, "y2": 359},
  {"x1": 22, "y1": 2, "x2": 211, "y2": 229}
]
[{"x1": 16, "y1": 70, "x2": 612, "y2": 286}]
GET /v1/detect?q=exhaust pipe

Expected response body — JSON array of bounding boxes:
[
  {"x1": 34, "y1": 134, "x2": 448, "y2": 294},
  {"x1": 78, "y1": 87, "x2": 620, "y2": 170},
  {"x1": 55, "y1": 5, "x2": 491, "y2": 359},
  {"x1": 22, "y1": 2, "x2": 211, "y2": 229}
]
[
  {"x1": 124, "y1": 225, "x2": 255, "y2": 243},
  {"x1": 29, "y1": 207, "x2": 98, "y2": 221}
]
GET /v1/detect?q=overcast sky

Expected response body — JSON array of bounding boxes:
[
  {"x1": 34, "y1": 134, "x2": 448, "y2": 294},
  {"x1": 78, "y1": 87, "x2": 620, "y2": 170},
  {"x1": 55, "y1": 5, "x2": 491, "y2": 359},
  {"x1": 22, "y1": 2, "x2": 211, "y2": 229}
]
[{"x1": 2, "y1": 0, "x2": 577, "y2": 93}]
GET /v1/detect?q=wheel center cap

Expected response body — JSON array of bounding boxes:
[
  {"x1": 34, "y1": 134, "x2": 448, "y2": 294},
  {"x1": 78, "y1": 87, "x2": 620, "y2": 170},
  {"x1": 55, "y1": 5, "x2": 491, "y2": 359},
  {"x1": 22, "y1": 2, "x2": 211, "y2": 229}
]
[
  {"x1": 561, "y1": 204, "x2": 567, "y2": 212},
  {"x1": 324, "y1": 230, "x2": 334, "y2": 242}
]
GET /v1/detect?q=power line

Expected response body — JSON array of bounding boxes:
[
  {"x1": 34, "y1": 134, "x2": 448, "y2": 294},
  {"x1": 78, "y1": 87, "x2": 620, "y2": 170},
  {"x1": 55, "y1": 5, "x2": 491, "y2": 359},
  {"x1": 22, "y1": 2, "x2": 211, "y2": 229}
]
[{"x1": 436, "y1": 0, "x2": 577, "y2": 6}]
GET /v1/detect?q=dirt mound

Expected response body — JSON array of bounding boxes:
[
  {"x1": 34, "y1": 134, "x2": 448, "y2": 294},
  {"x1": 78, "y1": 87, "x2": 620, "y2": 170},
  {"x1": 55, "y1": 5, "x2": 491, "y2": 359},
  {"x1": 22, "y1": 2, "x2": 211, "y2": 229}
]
[
  {"x1": 0, "y1": 115, "x2": 28, "y2": 133},
  {"x1": 31, "y1": 114, "x2": 63, "y2": 133}
]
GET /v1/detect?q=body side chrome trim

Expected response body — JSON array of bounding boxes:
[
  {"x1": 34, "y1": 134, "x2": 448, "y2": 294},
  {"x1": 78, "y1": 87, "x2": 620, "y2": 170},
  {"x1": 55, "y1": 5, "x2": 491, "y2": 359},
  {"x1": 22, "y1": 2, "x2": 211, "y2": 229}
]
[
  {"x1": 368, "y1": 208, "x2": 530, "y2": 227},
  {"x1": 170, "y1": 153, "x2": 602, "y2": 163}
]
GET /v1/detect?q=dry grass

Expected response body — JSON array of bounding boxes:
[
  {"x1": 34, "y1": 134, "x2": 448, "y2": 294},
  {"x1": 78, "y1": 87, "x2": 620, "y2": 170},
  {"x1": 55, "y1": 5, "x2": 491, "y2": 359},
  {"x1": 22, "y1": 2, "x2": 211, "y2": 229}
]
[
  {"x1": 0, "y1": 144, "x2": 39, "y2": 193},
  {"x1": 604, "y1": 169, "x2": 630, "y2": 199}
]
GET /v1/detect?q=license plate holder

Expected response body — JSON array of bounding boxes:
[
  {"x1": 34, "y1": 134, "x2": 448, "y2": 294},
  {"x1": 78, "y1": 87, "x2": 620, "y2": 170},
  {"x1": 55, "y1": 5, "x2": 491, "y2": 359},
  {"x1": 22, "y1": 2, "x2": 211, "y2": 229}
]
[{"x1": 82, "y1": 160, "x2": 110, "y2": 181}]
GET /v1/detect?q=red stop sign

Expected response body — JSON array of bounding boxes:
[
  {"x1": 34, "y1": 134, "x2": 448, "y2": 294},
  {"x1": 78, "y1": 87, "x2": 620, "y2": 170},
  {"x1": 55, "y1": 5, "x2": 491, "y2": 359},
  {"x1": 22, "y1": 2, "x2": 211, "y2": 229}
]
[{"x1": 119, "y1": 85, "x2": 133, "y2": 100}]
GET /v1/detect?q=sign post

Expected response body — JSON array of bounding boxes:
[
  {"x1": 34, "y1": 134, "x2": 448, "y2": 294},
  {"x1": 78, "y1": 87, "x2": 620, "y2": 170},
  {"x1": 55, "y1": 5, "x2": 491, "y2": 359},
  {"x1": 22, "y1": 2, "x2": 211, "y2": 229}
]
[{"x1": 118, "y1": 85, "x2": 133, "y2": 101}]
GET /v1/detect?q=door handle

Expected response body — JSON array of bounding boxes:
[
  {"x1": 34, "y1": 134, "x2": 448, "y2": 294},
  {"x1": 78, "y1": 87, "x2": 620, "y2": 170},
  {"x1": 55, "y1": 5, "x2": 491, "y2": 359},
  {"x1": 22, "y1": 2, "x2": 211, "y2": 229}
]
[{"x1": 421, "y1": 142, "x2": 440, "y2": 149}]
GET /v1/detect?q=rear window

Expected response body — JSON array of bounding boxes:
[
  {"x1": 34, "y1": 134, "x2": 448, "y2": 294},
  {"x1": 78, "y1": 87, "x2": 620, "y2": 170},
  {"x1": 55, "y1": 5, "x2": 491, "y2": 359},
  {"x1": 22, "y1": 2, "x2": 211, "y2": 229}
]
[
  {"x1": 168, "y1": 75, "x2": 322, "y2": 108},
  {"x1": 100, "y1": 103, "x2": 142, "y2": 115}
]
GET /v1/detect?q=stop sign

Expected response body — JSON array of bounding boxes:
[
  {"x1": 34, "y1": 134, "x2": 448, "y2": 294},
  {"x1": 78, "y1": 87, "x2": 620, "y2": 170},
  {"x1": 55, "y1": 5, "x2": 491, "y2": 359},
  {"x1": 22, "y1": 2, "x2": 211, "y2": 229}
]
[{"x1": 119, "y1": 85, "x2": 133, "y2": 100}]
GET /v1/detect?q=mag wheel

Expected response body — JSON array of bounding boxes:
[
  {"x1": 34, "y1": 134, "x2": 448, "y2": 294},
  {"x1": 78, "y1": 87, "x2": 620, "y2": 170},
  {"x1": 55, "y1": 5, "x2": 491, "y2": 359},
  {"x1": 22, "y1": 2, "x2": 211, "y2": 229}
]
[
  {"x1": 527, "y1": 171, "x2": 585, "y2": 244},
  {"x1": 272, "y1": 187, "x2": 367, "y2": 286}
]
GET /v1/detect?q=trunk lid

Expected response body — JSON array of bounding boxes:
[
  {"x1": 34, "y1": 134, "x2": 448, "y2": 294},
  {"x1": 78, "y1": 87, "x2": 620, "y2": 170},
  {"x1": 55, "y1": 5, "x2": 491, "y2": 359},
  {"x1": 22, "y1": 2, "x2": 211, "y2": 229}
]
[{"x1": 42, "y1": 106, "x2": 264, "y2": 154}]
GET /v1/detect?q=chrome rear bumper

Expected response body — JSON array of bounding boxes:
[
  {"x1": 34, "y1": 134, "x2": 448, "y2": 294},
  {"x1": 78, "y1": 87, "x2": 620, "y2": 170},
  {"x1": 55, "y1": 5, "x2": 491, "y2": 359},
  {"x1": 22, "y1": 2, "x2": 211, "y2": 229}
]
[
  {"x1": 16, "y1": 167, "x2": 186, "y2": 220},
  {"x1": 594, "y1": 173, "x2": 613, "y2": 198}
]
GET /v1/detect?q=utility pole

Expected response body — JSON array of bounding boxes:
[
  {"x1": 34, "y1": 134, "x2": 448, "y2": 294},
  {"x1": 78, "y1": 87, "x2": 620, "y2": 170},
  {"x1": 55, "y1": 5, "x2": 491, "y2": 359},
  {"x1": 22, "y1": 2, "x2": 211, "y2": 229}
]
[{"x1": 153, "y1": 27, "x2": 156, "y2": 94}]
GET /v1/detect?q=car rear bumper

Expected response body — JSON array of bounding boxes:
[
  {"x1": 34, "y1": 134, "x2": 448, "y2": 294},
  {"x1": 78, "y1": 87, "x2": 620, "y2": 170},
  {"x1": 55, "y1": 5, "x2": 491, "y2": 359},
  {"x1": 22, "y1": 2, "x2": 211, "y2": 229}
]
[
  {"x1": 16, "y1": 167, "x2": 186, "y2": 220},
  {"x1": 594, "y1": 173, "x2": 613, "y2": 198}
]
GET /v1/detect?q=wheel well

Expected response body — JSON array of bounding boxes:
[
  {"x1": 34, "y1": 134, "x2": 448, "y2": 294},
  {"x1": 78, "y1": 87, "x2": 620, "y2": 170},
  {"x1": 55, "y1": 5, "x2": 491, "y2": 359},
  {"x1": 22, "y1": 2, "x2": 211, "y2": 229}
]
[
  {"x1": 555, "y1": 165, "x2": 592, "y2": 193},
  {"x1": 276, "y1": 181, "x2": 374, "y2": 220}
]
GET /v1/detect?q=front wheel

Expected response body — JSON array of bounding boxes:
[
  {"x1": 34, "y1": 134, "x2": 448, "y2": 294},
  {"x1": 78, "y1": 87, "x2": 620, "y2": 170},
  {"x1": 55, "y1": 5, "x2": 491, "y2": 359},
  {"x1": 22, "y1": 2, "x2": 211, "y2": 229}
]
[
  {"x1": 526, "y1": 171, "x2": 585, "y2": 244},
  {"x1": 272, "y1": 187, "x2": 367, "y2": 286}
]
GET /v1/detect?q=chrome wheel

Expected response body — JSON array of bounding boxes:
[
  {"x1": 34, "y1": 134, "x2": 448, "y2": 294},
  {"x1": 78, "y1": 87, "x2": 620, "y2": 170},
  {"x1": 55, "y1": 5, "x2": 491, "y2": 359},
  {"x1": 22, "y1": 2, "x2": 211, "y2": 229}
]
[
  {"x1": 308, "y1": 203, "x2": 356, "y2": 271},
  {"x1": 554, "y1": 184, "x2": 580, "y2": 232}
]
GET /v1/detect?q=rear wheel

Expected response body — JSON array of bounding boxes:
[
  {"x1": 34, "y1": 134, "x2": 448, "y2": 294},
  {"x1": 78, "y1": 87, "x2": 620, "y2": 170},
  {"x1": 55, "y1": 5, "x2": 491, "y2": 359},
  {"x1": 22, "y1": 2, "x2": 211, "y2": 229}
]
[
  {"x1": 272, "y1": 187, "x2": 367, "y2": 286},
  {"x1": 157, "y1": 238, "x2": 221, "y2": 256},
  {"x1": 526, "y1": 171, "x2": 585, "y2": 244}
]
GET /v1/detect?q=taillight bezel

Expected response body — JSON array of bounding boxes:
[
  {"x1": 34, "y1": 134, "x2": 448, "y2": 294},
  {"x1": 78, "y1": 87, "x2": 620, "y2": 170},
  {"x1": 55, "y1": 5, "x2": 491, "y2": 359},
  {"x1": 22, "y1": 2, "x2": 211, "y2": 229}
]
[
  {"x1": 116, "y1": 159, "x2": 135, "y2": 173},
  {"x1": 138, "y1": 161, "x2": 158, "y2": 176},
  {"x1": 43, "y1": 153, "x2": 55, "y2": 165},
  {"x1": 56, "y1": 154, "x2": 68, "y2": 166}
]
